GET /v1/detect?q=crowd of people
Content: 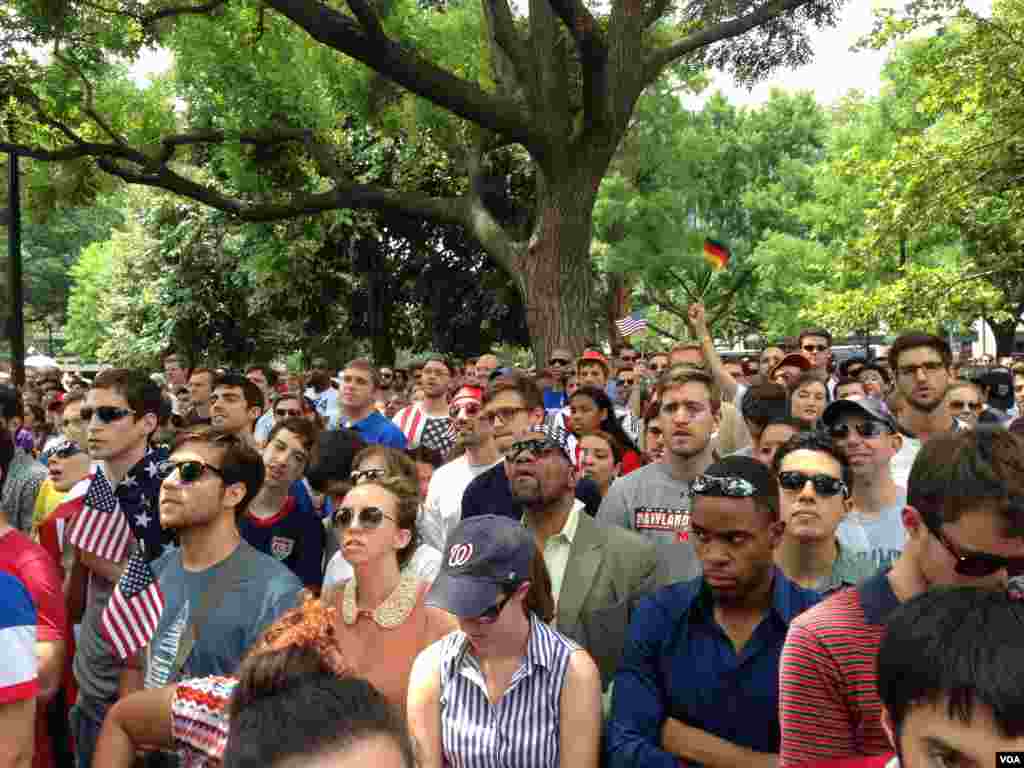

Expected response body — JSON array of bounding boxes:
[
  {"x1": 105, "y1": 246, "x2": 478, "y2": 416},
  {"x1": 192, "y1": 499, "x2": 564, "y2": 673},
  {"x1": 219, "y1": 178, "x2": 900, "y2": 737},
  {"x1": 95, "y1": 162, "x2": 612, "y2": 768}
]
[{"x1": 1, "y1": 303, "x2": 1024, "y2": 768}]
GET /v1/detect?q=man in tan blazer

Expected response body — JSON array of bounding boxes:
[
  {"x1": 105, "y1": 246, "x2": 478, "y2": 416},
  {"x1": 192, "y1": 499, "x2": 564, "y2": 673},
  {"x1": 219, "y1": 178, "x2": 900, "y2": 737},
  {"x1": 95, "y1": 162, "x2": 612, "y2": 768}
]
[{"x1": 509, "y1": 425, "x2": 666, "y2": 687}]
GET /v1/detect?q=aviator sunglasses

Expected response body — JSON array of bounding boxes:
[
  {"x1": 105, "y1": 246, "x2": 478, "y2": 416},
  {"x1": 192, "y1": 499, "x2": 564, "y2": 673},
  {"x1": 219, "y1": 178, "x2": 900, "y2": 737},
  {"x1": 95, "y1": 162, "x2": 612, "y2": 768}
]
[
  {"x1": 334, "y1": 506, "x2": 396, "y2": 530},
  {"x1": 827, "y1": 421, "x2": 892, "y2": 440}
]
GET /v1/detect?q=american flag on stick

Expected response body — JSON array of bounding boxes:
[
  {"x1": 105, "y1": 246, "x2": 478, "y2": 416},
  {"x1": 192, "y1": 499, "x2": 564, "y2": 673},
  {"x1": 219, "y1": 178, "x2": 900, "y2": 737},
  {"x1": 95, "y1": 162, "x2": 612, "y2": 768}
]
[
  {"x1": 102, "y1": 553, "x2": 165, "y2": 661},
  {"x1": 66, "y1": 467, "x2": 132, "y2": 564},
  {"x1": 615, "y1": 310, "x2": 649, "y2": 337}
]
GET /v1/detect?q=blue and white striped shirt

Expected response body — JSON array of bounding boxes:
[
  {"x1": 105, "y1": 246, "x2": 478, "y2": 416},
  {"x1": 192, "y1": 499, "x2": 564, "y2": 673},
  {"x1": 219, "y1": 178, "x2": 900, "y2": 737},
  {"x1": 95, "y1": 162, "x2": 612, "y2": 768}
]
[{"x1": 440, "y1": 614, "x2": 579, "y2": 768}]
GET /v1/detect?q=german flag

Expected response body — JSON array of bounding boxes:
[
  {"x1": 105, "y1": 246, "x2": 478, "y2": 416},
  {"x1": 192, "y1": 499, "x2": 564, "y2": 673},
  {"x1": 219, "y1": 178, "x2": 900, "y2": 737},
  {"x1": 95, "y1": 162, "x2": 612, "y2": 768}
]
[{"x1": 703, "y1": 238, "x2": 731, "y2": 271}]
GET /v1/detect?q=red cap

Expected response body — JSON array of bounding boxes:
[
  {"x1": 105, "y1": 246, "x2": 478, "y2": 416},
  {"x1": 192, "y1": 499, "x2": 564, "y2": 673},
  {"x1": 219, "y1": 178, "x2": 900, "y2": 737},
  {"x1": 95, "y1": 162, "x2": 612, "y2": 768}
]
[{"x1": 577, "y1": 350, "x2": 610, "y2": 374}]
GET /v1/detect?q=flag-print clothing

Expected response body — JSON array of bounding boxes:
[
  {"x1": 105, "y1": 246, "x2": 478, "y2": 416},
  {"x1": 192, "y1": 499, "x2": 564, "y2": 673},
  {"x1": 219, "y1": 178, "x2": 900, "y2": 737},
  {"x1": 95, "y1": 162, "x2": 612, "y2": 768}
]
[
  {"x1": 438, "y1": 615, "x2": 579, "y2": 768},
  {"x1": 393, "y1": 405, "x2": 455, "y2": 455},
  {"x1": 66, "y1": 447, "x2": 171, "y2": 564},
  {"x1": 0, "y1": 570, "x2": 37, "y2": 703}
]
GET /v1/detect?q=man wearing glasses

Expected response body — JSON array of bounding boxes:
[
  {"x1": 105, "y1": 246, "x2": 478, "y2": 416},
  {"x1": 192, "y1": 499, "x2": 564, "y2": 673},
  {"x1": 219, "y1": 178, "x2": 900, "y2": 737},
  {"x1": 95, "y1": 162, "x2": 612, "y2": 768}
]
[
  {"x1": 420, "y1": 386, "x2": 500, "y2": 553},
  {"x1": 771, "y1": 432, "x2": 876, "y2": 592},
  {"x1": 461, "y1": 373, "x2": 603, "y2": 523},
  {"x1": 822, "y1": 398, "x2": 907, "y2": 569},
  {"x1": 607, "y1": 456, "x2": 820, "y2": 768},
  {"x1": 66, "y1": 369, "x2": 170, "y2": 768},
  {"x1": 779, "y1": 427, "x2": 1024, "y2": 766},
  {"x1": 543, "y1": 347, "x2": 574, "y2": 412},
  {"x1": 510, "y1": 425, "x2": 662, "y2": 686},
  {"x1": 141, "y1": 430, "x2": 300, "y2": 695},
  {"x1": 886, "y1": 332, "x2": 962, "y2": 487},
  {"x1": 799, "y1": 327, "x2": 833, "y2": 380}
]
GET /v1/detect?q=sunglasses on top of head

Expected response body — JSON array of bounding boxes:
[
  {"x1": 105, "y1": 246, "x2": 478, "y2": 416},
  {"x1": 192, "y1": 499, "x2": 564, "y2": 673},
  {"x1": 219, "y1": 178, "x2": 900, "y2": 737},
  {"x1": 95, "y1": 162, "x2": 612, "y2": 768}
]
[
  {"x1": 778, "y1": 470, "x2": 848, "y2": 498},
  {"x1": 80, "y1": 406, "x2": 135, "y2": 424},
  {"x1": 349, "y1": 468, "x2": 388, "y2": 484}
]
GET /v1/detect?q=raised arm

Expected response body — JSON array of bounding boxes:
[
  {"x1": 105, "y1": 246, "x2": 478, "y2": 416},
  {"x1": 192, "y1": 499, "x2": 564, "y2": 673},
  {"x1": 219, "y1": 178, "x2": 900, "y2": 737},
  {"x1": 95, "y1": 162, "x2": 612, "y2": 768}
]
[{"x1": 688, "y1": 303, "x2": 739, "y2": 403}]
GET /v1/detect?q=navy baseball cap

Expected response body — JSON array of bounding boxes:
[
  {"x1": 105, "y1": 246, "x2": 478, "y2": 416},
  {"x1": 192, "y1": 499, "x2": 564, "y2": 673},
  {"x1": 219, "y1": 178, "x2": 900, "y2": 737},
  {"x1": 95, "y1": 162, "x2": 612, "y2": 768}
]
[
  {"x1": 426, "y1": 515, "x2": 534, "y2": 618},
  {"x1": 822, "y1": 396, "x2": 898, "y2": 432}
]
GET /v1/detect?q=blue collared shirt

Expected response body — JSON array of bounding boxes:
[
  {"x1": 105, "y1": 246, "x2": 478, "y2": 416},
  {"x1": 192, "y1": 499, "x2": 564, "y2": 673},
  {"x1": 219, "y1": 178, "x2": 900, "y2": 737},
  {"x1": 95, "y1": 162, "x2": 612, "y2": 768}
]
[{"x1": 606, "y1": 570, "x2": 821, "y2": 768}]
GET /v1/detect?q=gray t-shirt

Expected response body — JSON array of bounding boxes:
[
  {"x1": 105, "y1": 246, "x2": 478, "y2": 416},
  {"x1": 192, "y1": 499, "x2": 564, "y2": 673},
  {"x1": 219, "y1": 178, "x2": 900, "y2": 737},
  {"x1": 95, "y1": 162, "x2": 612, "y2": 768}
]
[
  {"x1": 597, "y1": 462, "x2": 700, "y2": 585},
  {"x1": 73, "y1": 568, "x2": 124, "y2": 719},
  {"x1": 848, "y1": 493, "x2": 908, "y2": 570},
  {"x1": 144, "y1": 540, "x2": 301, "y2": 689},
  {"x1": 813, "y1": 539, "x2": 879, "y2": 593}
]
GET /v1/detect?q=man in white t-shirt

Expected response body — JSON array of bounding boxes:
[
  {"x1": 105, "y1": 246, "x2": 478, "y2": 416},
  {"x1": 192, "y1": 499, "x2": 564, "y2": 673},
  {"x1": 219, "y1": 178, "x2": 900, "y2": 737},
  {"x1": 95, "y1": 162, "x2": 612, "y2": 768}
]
[{"x1": 419, "y1": 386, "x2": 501, "y2": 552}]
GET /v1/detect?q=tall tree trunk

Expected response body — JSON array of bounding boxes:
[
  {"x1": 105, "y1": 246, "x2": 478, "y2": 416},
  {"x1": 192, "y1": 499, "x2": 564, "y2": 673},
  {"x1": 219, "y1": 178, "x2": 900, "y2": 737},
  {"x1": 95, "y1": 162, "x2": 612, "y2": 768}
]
[{"x1": 509, "y1": 167, "x2": 602, "y2": 365}]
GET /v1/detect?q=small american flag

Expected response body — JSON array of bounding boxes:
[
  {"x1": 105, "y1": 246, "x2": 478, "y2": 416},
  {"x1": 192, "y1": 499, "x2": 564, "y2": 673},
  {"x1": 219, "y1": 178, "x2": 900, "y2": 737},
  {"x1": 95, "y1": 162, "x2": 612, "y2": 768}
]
[
  {"x1": 102, "y1": 553, "x2": 165, "y2": 661},
  {"x1": 67, "y1": 468, "x2": 132, "y2": 563},
  {"x1": 615, "y1": 310, "x2": 648, "y2": 337}
]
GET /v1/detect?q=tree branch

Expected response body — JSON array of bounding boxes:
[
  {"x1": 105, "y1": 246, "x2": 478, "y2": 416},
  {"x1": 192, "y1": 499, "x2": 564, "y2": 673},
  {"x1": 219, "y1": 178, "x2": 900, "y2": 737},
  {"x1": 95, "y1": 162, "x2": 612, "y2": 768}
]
[
  {"x1": 53, "y1": 49, "x2": 130, "y2": 147},
  {"x1": 483, "y1": 0, "x2": 534, "y2": 95},
  {"x1": 95, "y1": 155, "x2": 471, "y2": 226},
  {"x1": 644, "y1": 0, "x2": 813, "y2": 83},
  {"x1": 345, "y1": 0, "x2": 385, "y2": 40},
  {"x1": 544, "y1": 0, "x2": 608, "y2": 126},
  {"x1": 261, "y1": 0, "x2": 550, "y2": 155},
  {"x1": 141, "y1": 0, "x2": 229, "y2": 26}
]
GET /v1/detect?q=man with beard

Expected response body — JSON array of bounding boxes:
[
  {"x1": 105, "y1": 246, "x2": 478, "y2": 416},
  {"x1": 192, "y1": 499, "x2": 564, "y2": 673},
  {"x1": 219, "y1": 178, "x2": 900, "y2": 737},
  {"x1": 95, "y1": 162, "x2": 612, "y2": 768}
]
[
  {"x1": 510, "y1": 425, "x2": 662, "y2": 687},
  {"x1": 886, "y1": 333, "x2": 962, "y2": 487},
  {"x1": 209, "y1": 373, "x2": 264, "y2": 445},
  {"x1": 606, "y1": 456, "x2": 820, "y2": 768},
  {"x1": 419, "y1": 386, "x2": 500, "y2": 552},
  {"x1": 598, "y1": 367, "x2": 719, "y2": 584}
]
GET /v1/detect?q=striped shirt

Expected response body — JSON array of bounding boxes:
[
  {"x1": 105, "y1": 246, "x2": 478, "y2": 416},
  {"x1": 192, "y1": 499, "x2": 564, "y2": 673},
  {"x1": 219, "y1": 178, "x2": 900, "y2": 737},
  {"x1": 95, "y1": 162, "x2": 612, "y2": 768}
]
[
  {"x1": 779, "y1": 568, "x2": 899, "y2": 765},
  {"x1": 0, "y1": 570, "x2": 38, "y2": 704},
  {"x1": 171, "y1": 675, "x2": 238, "y2": 768},
  {"x1": 439, "y1": 615, "x2": 578, "y2": 768}
]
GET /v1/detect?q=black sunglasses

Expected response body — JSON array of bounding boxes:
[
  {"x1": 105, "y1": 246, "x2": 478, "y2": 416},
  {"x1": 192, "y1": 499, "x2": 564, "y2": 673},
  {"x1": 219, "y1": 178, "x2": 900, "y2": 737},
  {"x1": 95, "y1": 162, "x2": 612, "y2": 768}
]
[
  {"x1": 275, "y1": 408, "x2": 302, "y2": 418},
  {"x1": 548, "y1": 358, "x2": 570, "y2": 366},
  {"x1": 475, "y1": 589, "x2": 518, "y2": 623},
  {"x1": 827, "y1": 421, "x2": 892, "y2": 440},
  {"x1": 158, "y1": 459, "x2": 224, "y2": 484},
  {"x1": 80, "y1": 406, "x2": 134, "y2": 424},
  {"x1": 334, "y1": 506, "x2": 396, "y2": 530},
  {"x1": 507, "y1": 438, "x2": 563, "y2": 462},
  {"x1": 778, "y1": 470, "x2": 848, "y2": 498},
  {"x1": 924, "y1": 517, "x2": 1022, "y2": 578},
  {"x1": 53, "y1": 443, "x2": 83, "y2": 459}
]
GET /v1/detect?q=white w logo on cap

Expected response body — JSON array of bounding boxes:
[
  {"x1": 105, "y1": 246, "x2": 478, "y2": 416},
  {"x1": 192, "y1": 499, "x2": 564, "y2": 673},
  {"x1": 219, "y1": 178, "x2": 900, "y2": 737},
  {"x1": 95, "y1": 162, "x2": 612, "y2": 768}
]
[{"x1": 448, "y1": 542, "x2": 474, "y2": 568}]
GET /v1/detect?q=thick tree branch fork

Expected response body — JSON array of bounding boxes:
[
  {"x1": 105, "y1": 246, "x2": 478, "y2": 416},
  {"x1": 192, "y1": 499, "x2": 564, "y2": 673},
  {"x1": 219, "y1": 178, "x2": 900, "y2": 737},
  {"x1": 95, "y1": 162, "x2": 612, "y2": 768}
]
[
  {"x1": 546, "y1": 0, "x2": 607, "y2": 62},
  {"x1": 262, "y1": 0, "x2": 551, "y2": 154},
  {"x1": 644, "y1": 0, "x2": 815, "y2": 82}
]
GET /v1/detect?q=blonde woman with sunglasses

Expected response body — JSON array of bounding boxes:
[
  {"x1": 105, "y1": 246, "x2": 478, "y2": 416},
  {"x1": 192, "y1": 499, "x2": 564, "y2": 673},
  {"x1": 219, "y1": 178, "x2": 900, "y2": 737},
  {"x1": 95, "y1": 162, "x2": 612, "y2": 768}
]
[
  {"x1": 322, "y1": 447, "x2": 443, "y2": 592},
  {"x1": 325, "y1": 470, "x2": 457, "y2": 712}
]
